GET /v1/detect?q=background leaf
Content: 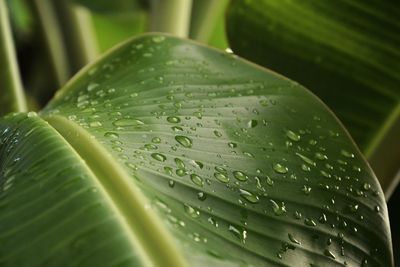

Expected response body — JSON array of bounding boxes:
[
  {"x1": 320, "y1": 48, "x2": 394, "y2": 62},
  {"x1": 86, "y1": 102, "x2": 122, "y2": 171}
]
[
  {"x1": 38, "y1": 34, "x2": 393, "y2": 266},
  {"x1": 225, "y1": 0, "x2": 400, "y2": 195}
]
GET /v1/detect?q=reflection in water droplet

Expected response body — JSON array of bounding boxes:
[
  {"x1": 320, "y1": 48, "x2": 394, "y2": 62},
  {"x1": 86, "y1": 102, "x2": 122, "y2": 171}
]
[
  {"x1": 273, "y1": 163, "x2": 288, "y2": 174},
  {"x1": 175, "y1": 135, "x2": 193, "y2": 148},
  {"x1": 239, "y1": 189, "x2": 259, "y2": 203},
  {"x1": 151, "y1": 153, "x2": 166, "y2": 162}
]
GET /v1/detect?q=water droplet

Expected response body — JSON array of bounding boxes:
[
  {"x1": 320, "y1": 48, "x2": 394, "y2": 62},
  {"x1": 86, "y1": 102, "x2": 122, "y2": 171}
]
[
  {"x1": 89, "y1": 121, "x2": 102, "y2": 128},
  {"x1": 295, "y1": 153, "x2": 316, "y2": 166},
  {"x1": 302, "y1": 185, "x2": 312, "y2": 195},
  {"x1": 315, "y1": 152, "x2": 328, "y2": 160},
  {"x1": 168, "y1": 180, "x2": 175, "y2": 187},
  {"x1": 104, "y1": 132, "x2": 119, "y2": 139},
  {"x1": 320, "y1": 170, "x2": 331, "y2": 178},
  {"x1": 113, "y1": 118, "x2": 144, "y2": 127},
  {"x1": 144, "y1": 144, "x2": 158, "y2": 150},
  {"x1": 172, "y1": 126, "x2": 183, "y2": 132},
  {"x1": 288, "y1": 233, "x2": 301, "y2": 245},
  {"x1": 151, "y1": 153, "x2": 166, "y2": 162},
  {"x1": 247, "y1": 119, "x2": 258, "y2": 128},
  {"x1": 214, "y1": 172, "x2": 229, "y2": 183},
  {"x1": 324, "y1": 249, "x2": 336, "y2": 259},
  {"x1": 304, "y1": 218, "x2": 316, "y2": 227},
  {"x1": 87, "y1": 82, "x2": 99, "y2": 91},
  {"x1": 197, "y1": 192, "x2": 206, "y2": 201},
  {"x1": 270, "y1": 200, "x2": 286, "y2": 216},
  {"x1": 184, "y1": 204, "x2": 200, "y2": 218},
  {"x1": 341, "y1": 149, "x2": 355, "y2": 158},
  {"x1": 193, "y1": 111, "x2": 203, "y2": 119},
  {"x1": 228, "y1": 142, "x2": 237, "y2": 148},
  {"x1": 167, "y1": 116, "x2": 181, "y2": 123},
  {"x1": 374, "y1": 205, "x2": 380, "y2": 213},
  {"x1": 152, "y1": 137, "x2": 161, "y2": 143},
  {"x1": 190, "y1": 174, "x2": 204, "y2": 187},
  {"x1": 266, "y1": 176, "x2": 274, "y2": 186},
  {"x1": 239, "y1": 189, "x2": 259, "y2": 203},
  {"x1": 233, "y1": 171, "x2": 248, "y2": 181},
  {"x1": 152, "y1": 36, "x2": 165, "y2": 43},
  {"x1": 175, "y1": 135, "x2": 193, "y2": 148},
  {"x1": 228, "y1": 225, "x2": 247, "y2": 243},
  {"x1": 174, "y1": 158, "x2": 185, "y2": 169},
  {"x1": 273, "y1": 163, "x2": 288, "y2": 174},
  {"x1": 214, "y1": 130, "x2": 222, "y2": 137},
  {"x1": 286, "y1": 130, "x2": 300, "y2": 141},
  {"x1": 259, "y1": 99, "x2": 268, "y2": 106}
]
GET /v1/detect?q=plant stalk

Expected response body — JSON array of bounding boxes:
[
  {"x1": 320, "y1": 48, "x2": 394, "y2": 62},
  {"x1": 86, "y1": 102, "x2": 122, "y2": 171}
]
[
  {"x1": 149, "y1": 0, "x2": 192, "y2": 37},
  {"x1": 0, "y1": 0, "x2": 27, "y2": 115}
]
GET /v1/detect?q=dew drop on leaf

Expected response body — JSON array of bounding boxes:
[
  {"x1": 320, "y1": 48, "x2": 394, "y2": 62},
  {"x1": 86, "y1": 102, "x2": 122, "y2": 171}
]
[
  {"x1": 270, "y1": 200, "x2": 286, "y2": 216},
  {"x1": 152, "y1": 137, "x2": 161, "y2": 143},
  {"x1": 239, "y1": 189, "x2": 259, "y2": 203},
  {"x1": 104, "y1": 132, "x2": 119, "y2": 139},
  {"x1": 214, "y1": 172, "x2": 229, "y2": 183},
  {"x1": 151, "y1": 153, "x2": 166, "y2": 162},
  {"x1": 273, "y1": 163, "x2": 288, "y2": 174},
  {"x1": 175, "y1": 135, "x2": 193, "y2": 148},
  {"x1": 233, "y1": 171, "x2": 248, "y2": 182},
  {"x1": 341, "y1": 149, "x2": 355, "y2": 158},
  {"x1": 286, "y1": 130, "x2": 300, "y2": 141},
  {"x1": 288, "y1": 233, "x2": 301, "y2": 245},
  {"x1": 113, "y1": 118, "x2": 144, "y2": 127},
  {"x1": 167, "y1": 116, "x2": 181, "y2": 123},
  {"x1": 184, "y1": 204, "x2": 200, "y2": 218},
  {"x1": 190, "y1": 174, "x2": 204, "y2": 187}
]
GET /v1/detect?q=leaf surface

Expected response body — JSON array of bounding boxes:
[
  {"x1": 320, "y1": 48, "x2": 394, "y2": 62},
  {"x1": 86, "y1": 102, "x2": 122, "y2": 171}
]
[{"x1": 0, "y1": 34, "x2": 393, "y2": 266}]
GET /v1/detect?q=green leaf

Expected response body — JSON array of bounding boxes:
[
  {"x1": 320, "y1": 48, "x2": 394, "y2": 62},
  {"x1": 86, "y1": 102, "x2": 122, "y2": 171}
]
[
  {"x1": 0, "y1": 112, "x2": 186, "y2": 266},
  {"x1": 1, "y1": 34, "x2": 393, "y2": 266},
  {"x1": 225, "y1": 0, "x2": 400, "y2": 195}
]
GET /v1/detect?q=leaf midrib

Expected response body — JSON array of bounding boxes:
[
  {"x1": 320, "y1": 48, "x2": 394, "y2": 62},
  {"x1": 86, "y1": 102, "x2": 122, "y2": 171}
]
[{"x1": 44, "y1": 114, "x2": 188, "y2": 267}]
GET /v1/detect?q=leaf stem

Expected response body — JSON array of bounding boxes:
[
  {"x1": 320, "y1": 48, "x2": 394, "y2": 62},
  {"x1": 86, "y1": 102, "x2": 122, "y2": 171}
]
[
  {"x1": 189, "y1": 0, "x2": 229, "y2": 42},
  {"x1": 0, "y1": 0, "x2": 27, "y2": 115},
  {"x1": 149, "y1": 0, "x2": 192, "y2": 37},
  {"x1": 53, "y1": 1, "x2": 99, "y2": 73},
  {"x1": 30, "y1": 0, "x2": 70, "y2": 88}
]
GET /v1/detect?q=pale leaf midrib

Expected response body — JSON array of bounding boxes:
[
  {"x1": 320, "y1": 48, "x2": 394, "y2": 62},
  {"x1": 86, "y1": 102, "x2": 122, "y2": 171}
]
[{"x1": 44, "y1": 114, "x2": 188, "y2": 267}]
